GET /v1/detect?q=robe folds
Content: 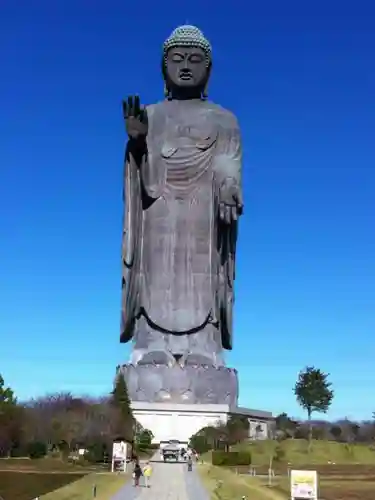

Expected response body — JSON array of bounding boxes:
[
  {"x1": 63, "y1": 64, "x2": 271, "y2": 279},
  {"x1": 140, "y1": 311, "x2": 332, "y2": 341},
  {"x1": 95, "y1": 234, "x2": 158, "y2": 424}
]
[{"x1": 121, "y1": 99, "x2": 242, "y2": 351}]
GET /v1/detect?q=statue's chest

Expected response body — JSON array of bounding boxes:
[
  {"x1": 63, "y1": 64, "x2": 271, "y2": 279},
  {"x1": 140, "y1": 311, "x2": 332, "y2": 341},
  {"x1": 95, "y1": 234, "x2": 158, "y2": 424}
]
[
  {"x1": 157, "y1": 108, "x2": 218, "y2": 158},
  {"x1": 166, "y1": 110, "x2": 217, "y2": 143},
  {"x1": 153, "y1": 110, "x2": 215, "y2": 191},
  {"x1": 172, "y1": 110, "x2": 213, "y2": 132}
]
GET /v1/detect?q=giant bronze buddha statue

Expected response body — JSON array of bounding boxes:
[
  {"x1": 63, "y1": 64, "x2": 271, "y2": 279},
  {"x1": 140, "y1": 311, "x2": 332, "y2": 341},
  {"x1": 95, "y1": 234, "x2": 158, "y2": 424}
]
[{"x1": 118, "y1": 25, "x2": 243, "y2": 405}]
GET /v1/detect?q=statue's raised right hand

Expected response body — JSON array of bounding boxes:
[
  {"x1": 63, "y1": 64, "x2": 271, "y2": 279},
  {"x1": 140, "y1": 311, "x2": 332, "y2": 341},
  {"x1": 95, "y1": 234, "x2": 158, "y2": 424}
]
[{"x1": 123, "y1": 95, "x2": 148, "y2": 141}]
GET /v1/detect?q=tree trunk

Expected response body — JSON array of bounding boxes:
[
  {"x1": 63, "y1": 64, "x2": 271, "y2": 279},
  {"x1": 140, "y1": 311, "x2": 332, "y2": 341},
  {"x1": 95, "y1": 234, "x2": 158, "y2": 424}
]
[
  {"x1": 307, "y1": 408, "x2": 312, "y2": 453},
  {"x1": 268, "y1": 452, "x2": 274, "y2": 486}
]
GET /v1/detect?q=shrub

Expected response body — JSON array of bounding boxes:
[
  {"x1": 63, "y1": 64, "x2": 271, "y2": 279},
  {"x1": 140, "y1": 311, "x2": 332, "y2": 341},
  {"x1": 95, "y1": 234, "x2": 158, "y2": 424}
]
[
  {"x1": 135, "y1": 429, "x2": 153, "y2": 452},
  {"x1": 10, "y1": 443, "x2": 28, "y2": 457},
  {"x1": 189, "y1": 435, "x2": 213, "y2": 455},
  {"x1": 212, "y1": 451, "x2": 251, "y2": 466},
  {"x1": 27, "y1": 441, "x2": 47, "y2": 459},
  {"x1": 85, "y1": 442, "x2": 108, "y2": 463}
]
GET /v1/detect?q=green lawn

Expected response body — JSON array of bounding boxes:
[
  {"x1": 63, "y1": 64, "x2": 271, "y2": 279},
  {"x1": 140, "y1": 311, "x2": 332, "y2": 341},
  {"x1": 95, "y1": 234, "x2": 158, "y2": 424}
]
[
  {"x1": 198, "y1": 464, "x2": 285, "y2": 500},
  {"x1": 202, "y1": 439, "x2": 375, "y2": 470},
  {"x1": 199, "y1": 462, "x2": 375, "y2": 500},
  {"x1": 200, "y1": 440, "x2": 375, "y2": 500},
  {"x1": 40, "y1": 473, "x2": 129, "y2": 500}
]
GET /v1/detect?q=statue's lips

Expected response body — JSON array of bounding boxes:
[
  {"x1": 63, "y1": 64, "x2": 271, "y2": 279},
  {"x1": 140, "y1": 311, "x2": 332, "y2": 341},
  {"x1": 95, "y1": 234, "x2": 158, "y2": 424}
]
[{"x1": 178, "y1": 73, "x2": 193, "y2": 81}]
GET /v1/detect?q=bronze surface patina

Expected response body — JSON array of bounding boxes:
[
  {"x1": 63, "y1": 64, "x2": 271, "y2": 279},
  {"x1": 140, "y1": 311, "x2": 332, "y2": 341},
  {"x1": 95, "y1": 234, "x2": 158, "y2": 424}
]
[{"x1": 118, "y1": 25, "x2": 243, "y2": 404}]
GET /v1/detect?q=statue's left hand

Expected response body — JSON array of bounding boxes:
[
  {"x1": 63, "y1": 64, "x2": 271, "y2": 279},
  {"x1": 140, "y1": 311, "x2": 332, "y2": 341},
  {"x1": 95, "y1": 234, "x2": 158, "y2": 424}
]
[
  {"x1": 219, "y1": 177, "x2": 243, "y2": 224},
  {"x1": 123, "y1": 95, "x2": 148, "y2": 142}
]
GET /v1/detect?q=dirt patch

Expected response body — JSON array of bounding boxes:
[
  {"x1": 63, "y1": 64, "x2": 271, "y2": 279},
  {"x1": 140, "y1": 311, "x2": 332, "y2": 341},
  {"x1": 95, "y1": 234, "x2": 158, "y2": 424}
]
[
  {"x1": 322, "y1": 485, "x2": 375, "y2": 500},
  {"x1": 0, "y1": 471, "x2": 86, "y2": 500},
  {"x1": 254, "y1": 471, "x2": 375, "y2": 500}
]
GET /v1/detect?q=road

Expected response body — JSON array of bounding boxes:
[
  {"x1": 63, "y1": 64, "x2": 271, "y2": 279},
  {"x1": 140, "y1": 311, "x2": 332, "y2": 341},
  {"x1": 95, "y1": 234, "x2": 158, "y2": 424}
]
[{"x1": 110, "y1": 458, "x2": 209, "y2": 500}]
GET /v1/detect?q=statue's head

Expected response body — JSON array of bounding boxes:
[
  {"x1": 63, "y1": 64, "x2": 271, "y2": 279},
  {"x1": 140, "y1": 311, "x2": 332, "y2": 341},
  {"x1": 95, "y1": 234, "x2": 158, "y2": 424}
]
[{"x1": 162, "y1": 25, "x2": 212, "y2": 99}]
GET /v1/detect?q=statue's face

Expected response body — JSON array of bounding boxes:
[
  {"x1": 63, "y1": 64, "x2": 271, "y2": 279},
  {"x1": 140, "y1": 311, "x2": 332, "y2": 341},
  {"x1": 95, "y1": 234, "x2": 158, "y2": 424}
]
[{"x1": 165, "y1": 46, "x2": 208, "y2": 89}]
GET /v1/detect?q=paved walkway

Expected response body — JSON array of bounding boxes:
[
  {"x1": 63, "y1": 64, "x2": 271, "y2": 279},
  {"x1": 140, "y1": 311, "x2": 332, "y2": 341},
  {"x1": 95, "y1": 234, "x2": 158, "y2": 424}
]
[{"x1": 110, "y1": 460, "x2": 210, "y2": 500}]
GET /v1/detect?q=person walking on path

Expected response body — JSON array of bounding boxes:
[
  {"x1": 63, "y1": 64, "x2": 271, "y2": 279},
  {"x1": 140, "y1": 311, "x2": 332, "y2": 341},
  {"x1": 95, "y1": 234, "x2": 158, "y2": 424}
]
[
  {"x1": 143, "y1": 461, "x2": 153, "y2": 487},
  {"x1": 132, "y1": 461, "x2": 143, "y2": 487}
]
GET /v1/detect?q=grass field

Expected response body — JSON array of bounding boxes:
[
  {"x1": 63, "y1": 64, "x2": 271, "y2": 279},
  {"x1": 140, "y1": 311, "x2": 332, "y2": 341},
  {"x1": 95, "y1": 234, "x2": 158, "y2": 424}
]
[
  {"x1": 0, "y1": 458, "x2": 126, "y2": 499},
  {"x1": 199, "y1": 464, "x2": 375, "y2": 500},
  {"x1": 243, "y1": 439, "x2": 375, "y2": 499},
  {"x1": 0, "y1": 457, "x2": 101, "y2": 472},
  {"x1": 269, "y1": 474, "x2": 375, "y2": 500},
  {"x1": 0, "y1": 471, "x2": 86, "y2": 500},
  {"x1": 40, "y1": 473, "x2": 128, "y2": 500},
  {"x1": 235, "y1": 438, "x2": 375, "y2": 466},
  {"x1": 198, "y1": 464, "x2": 284, "y2": 500},
  {"x1": 201, "y1": 440, "x2": 375, "y2": 500}
]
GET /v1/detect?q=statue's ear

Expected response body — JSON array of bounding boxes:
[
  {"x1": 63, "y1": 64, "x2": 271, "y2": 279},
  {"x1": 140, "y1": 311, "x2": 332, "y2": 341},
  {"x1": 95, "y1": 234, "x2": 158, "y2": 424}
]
[
  {"x1": 161, "y1": 55, "x2": 167, "y2": 79},
  {"x1": 202, "y1": 62, "x2": 212, "y2": 100},
  {"x1": 162, "y1": 56, "x2": 173, "y2": 100},
  {"x1": 164, "y1": 83, "x2": 173, "y2": 100}
]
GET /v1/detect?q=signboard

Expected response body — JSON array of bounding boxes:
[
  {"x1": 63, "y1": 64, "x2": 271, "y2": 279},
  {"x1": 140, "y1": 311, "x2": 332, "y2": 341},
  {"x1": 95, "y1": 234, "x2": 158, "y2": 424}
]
[
  {"x1": 290, "y1": 470, "x2": 318, "y2": 500},
  {"x1": 112, "y1": 441, "x2": 127, "y2": 460},
  {"x1": 111, "y1": 441, "x2": 128, "y2": 472}
]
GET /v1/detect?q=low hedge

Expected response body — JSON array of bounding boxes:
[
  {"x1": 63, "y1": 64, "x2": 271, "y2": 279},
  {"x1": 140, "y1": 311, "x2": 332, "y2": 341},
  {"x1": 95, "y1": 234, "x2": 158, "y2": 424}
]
[
  {"x1": 211, "y1": 450, "x2": 251, "y2": 466},
  {"x1": 27, "y1": 441, "x2": 47, "y2": 459}
]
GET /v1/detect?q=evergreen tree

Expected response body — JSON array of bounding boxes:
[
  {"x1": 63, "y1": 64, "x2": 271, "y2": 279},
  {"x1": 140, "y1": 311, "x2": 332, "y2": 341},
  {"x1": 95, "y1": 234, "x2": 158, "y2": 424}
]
[
  {"x1": 0, "y1": 374, "x2": 21, "y2": 456},
  {"x1": 294, "y1": 366, "x2": 334, "y2": 446},
  {"x1": 0, "y1": 375, "x2": 17, "y2": 408},
  {"x1": 111, "y1": 375, "x2": 134, "y2": 442}
]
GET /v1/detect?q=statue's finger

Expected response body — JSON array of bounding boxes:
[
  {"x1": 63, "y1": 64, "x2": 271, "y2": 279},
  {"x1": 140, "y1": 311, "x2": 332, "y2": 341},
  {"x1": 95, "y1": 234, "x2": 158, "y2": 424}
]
[
  {"x1": 128, "y1": 96, "x2": 133, "y2": 116},
  {"x1": 122, "y1": 100, "x2": 128, "y2": 118},
  {"x1": 139, "y1": 105, "x2": 147, "y2": 123},
  {"x1": 134, "y1": 95, "x2": 140, "y2": 116}
]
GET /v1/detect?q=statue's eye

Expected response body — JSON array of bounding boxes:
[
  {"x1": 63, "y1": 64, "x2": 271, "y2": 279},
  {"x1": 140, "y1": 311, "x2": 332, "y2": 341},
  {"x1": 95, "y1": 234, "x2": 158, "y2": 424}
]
[
  {"x1": 171, "y1": 53, "x2": 184, "y2": 62},
  {"x1": 189, "y1": 54, "x2": 204, "y2": 63}
]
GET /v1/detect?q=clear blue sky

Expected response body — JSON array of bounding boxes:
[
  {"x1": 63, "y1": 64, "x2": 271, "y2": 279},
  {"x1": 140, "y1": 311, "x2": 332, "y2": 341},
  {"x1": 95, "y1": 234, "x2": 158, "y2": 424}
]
[{"x1": 1, "y1": 1, "x2": 374, "y2": 421}]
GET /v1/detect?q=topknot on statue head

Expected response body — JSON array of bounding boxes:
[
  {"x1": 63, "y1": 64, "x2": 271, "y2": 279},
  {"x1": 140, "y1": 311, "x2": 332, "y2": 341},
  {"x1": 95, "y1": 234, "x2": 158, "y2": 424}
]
[{"x1": 163, "y1": 25, "x2": 212, "y2": 65}]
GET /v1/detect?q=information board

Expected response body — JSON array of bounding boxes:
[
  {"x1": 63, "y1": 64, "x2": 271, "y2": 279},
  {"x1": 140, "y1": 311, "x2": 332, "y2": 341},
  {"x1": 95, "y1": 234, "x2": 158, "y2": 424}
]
[{"x1": 290, "y1": 469, "x2": 318, "y2": 500}]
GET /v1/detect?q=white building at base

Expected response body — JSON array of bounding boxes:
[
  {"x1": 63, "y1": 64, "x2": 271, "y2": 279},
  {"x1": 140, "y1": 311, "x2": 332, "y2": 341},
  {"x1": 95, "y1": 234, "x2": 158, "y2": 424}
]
[{"x1": 131, "y1": 402, "x2": 273, "y2": 444}]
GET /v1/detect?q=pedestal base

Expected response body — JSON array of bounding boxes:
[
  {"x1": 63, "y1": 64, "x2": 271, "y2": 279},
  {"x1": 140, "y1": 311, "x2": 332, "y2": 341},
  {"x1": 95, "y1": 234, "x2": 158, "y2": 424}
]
[
  {"x1": 131, "y1": 402, "x2": 274, "y2": 444},
  {"x1": 117, "y1": 363, "x2": 239, "y2": 406}
]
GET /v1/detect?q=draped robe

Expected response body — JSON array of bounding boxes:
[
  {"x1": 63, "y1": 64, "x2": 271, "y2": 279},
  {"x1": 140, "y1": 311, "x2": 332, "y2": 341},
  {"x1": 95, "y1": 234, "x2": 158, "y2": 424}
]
[{"x1": 121, "y1": 99, "x2": 242, "y2": 352}]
